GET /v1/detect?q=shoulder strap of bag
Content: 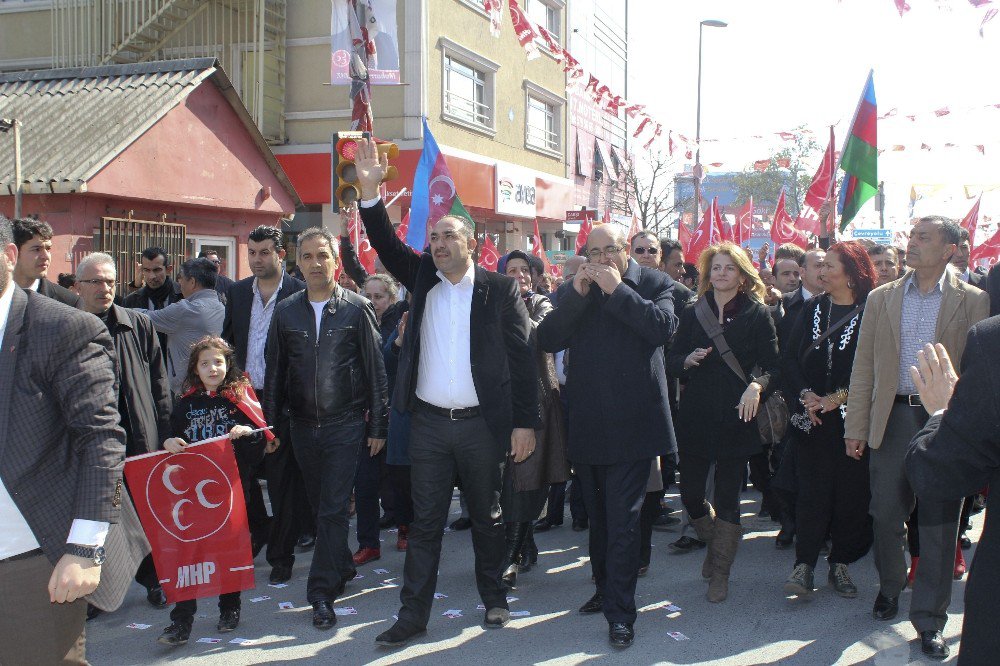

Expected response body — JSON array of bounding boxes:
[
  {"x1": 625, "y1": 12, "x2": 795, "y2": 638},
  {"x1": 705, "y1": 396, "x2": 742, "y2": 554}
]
[
  {"x1": 694, "y1": 297, "x2": 749, "y2": 384},
  {"x1": 800, "y1": 302, "x2": 864, "y2": 365}
]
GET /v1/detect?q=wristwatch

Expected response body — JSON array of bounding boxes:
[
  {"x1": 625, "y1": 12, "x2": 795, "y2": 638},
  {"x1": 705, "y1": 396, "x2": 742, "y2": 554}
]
[{"x1": 67, "y1": 544, "x2": 106, "y2": 566}]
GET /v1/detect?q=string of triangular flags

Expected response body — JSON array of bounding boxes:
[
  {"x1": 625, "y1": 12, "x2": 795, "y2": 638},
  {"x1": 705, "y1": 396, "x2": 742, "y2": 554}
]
[{"x1": 892, "y1": 0, "x2": 998, "y2": 36}]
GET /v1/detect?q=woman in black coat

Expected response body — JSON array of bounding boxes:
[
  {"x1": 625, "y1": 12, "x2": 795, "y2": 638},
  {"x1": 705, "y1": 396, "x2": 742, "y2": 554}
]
[
  {"x1": 782, "y1": 241, "x2": 877, "y2": 599},
  {"x1": 667, "y1": 242, "x2": 780, "y2": 603}
]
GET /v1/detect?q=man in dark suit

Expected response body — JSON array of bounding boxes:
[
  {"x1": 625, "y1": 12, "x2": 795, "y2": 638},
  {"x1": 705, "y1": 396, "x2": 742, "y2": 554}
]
[
  {"x1": 9, "y1": 217, "x2": 82, "y2": 308},
  {"x1": 76, "y1": 252, "x2": 172, "y2": 613},
  {"x1": 538, "y1": 224, "x2": 677, "y2": 648},
  {"x1": 952, "y1": 228, "x2": 985, "y2": 288},
  {"x1": 223, "y1": 225, "x2": 309, "y2": 585},
  {"x1": 905, "y1": 332, "x2": 1000, "y2": 665},
  {"x1": 354, "y1": 139, "x2": 538, "y2": 647},
  {"x1": 199, "y1": 250, "x2": 236, "y2": 302},
  {"x1": 0, "y1": 219, "x2": 142, "y2": 662}
]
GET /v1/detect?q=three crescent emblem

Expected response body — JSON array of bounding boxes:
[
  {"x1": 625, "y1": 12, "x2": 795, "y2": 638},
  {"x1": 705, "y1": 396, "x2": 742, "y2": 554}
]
[{"x1": 147, "y1": 453, "x2": 234, "y2": 543}]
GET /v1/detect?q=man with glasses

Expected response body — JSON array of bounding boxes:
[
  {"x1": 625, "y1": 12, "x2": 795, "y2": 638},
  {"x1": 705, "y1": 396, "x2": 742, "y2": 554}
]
[
  {"x1": 198, "y1": 250, "x2": 235, "y2": 302},
  {"x1": 76, "y1": 253, "x2": 172, "y2": 615},
  {"x1": 538, "y1": 225, "x2": 677, "y2": 648}
]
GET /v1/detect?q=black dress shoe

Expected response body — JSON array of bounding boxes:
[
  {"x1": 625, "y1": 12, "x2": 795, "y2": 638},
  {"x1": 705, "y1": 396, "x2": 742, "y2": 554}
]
[
  {"x1": 668, "y1": 535, "x2": 706, "y2": 552},
  {"x1": 572, "y1": 518, "x2": 589, "y2": 531},
  {"x1": 920, "y1": 630, "x2": 949, "y2": 659},
  {"x1": 296, "y1": 534, "x2": 316, "y2": 552},
  {"x1": 608, "y1": 622, "x2": 635, "y2": 648},
  {"x1": 312, "y1": 601, "x2": 337, "y2": 630},
  {"x1": 269, "y1": 564, "x2": 293, "y2": 585},
  {"x1": 871, "y1": 592, "x2": 899, "y2": 621},
  {"x1": 775, "y1": 528, "x2": 794, "y2": 550},
  {"x1": 217, "y1": 606, "x2": 240, "y2": 632},
  {"x1": 146, "y1": 584, "x2": 168, "y2": 608},
  {"x1": 579, "y1": 592, "x2": 604, "y2": 614},
  {"x1": 534, "y1": 518, "x2": 561, "y2": 532},
  {"x1": 449, "y1": 517, "x2": 472, "y2": 531},
  {"x1": 652, "y1": 513, "x2": 682, "y2": 531},
  {"x1": 375, "y1": 620, "x2": 426, "y2": 647}
]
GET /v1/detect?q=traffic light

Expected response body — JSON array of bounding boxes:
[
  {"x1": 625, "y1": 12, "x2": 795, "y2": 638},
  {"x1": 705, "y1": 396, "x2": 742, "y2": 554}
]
[{"x1": 332, "y1": 131, "x2": 400, "y2": 211}]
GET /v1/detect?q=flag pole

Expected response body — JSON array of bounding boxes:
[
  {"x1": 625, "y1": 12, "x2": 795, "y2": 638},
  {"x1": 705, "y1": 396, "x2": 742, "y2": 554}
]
[{"x1": 828, "y1": 125, "x2": 838, "y2": 242}]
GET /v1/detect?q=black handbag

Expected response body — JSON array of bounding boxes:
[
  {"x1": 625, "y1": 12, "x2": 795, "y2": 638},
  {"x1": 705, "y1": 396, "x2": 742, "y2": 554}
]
[{"x1": 694, "y1": 297, "x2": 788, "y2": 445}]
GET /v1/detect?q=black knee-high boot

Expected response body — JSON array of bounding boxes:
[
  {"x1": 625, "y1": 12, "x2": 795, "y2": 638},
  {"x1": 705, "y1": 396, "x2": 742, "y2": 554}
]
[{"x1": 502, "y1": 522, "x2": 528, "y2": 589}]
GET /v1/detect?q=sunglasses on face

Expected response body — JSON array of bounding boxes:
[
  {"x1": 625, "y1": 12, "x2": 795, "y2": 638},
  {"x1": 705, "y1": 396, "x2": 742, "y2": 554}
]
[{"x1": 632, "y1": 247, "x2": 658, "y2": 255}]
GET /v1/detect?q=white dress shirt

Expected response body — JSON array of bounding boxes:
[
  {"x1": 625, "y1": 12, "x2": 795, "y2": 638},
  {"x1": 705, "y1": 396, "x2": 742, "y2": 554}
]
[
  {"x1": 0, "y1": 280, "x2": 107, "y2": 559},
  {"x1": 415, "y1": 263, "x2": 480, "y2": 409},
  {"x1": 246, "y1": 274, "x2": 283, "y2": 389}
]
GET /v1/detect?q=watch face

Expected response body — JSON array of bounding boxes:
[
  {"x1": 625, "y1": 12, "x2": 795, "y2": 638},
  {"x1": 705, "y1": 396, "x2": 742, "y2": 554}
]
[{"x1": 93, "y1": 546, "x2": 106, "y2": 565}]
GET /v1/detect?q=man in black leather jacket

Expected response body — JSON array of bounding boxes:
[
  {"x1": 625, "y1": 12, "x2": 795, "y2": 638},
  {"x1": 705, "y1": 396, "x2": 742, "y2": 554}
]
[{"x1": 263, "y1": 226, "x2": 388, "y2": 631}]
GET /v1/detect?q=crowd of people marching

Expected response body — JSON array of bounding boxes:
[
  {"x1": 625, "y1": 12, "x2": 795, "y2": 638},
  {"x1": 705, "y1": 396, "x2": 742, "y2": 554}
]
[{"x1": 1, "y1": 138, "x2": 999, "y2": 663}]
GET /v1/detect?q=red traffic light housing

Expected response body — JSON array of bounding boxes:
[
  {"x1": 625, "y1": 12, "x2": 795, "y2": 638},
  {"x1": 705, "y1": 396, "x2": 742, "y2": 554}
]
[{"x1": 332, "y1": 131, "x2": 400, "y2": 211}]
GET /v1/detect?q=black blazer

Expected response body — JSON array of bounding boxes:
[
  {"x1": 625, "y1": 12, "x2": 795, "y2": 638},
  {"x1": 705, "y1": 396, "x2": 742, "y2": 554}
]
[
  {"x1": 222, "y1": 272, "x2": 305, "y2": 372},
  {"x1": 37, "y1": 277, "x2": 82, "y2": 309},
  {"x1": 538, "y1": 259, "x2": 678, "y2": 465},
  {"x1": 905, "y1": 316, "x2": 1000, "y2": 665},
  {"x1": 985, "y1": 263, "x2": 1000, "y2": 317},
  {"x1": 358, "y1": 201, "x2": 539, "y2": 455}
]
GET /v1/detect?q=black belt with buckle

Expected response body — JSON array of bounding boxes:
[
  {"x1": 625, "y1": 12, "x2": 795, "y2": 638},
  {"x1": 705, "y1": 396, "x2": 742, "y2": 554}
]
[
  {"x1": 414, "y1": 398, "x2": 481, "y2": 421},
  {"x1": 0, "y1": 548, "x2": 43, "y2": 564},
  {"x1": 894, "y1": 394, "x2": 923, "y2": 407}
]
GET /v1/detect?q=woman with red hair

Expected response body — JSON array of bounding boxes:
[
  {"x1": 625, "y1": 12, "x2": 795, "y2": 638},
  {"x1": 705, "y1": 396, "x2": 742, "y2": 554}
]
[{"x1": 782, "y1": 241, "x2": 878, "y2": 600}]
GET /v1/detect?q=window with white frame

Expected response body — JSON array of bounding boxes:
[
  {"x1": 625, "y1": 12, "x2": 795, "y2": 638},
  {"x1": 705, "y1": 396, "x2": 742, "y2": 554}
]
[
  {"x1": 440, "y1": 38, "x2": 499, "y2": 134},
  {"x1": 524, "y1": 81, "x2": 563, "y2": 156},
  {"x1": 525, "y1": 0, "x2": 562, "y2": 40}
]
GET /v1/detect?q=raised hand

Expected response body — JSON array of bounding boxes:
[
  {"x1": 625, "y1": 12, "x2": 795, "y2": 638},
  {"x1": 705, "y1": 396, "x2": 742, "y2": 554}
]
[{"x1": 355, "y1": 137, "x2": 388, "y2": 201}]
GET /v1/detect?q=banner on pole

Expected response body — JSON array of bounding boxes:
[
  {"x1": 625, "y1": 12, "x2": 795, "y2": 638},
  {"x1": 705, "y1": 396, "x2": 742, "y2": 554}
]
[
  {"x1": 331, "y1": 0, "x2": 400, "y2": 85},
  {"x1": 124, "y1": 438, "x2": 255, "y2": 604}
]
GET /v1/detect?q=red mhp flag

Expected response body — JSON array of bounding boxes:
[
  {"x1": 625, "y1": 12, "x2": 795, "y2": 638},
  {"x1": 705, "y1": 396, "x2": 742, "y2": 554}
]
[
  {"x1": 478, "y1": 233, "x2": 500, "y2": 272},
  {"x1": 714, "y1": 198, "x2": 733, "y2": 243},
  {"x1": 508, "y1": 0, "x2": 541, "y2": 59},
  {"x1": 960, "y1": 195, "x2": 982, "y2": 249},
  {"x1": 532, "y1": 218, "x2": 552, "y2": 272},
  {"x1": 736, "y1": 197, "x2": 754, "y2": 247},
  {"x1": 575, "y1": 216, "x2": 593, "y2": 253},
  {"x1": 642, "y1": 123, "x2": 663, "y2": 151},
  {"x1": 633, "y1": 117, "x2": 653, "y2": 139},
  {"x1": 124, "y1": 438, "x2": 255, "y2": 604},
  {"x1": 688, "y1": 203, "x2": 716, "y2": 262},
  {"x1": 796, "y1": 128, "x2": 836, "y2": 236},
  {"x1": 483, "y1": 0, "x2": 502, "y2": 37},
  {"x1": 771, "y1": 190, "x2": 808, "y2": 249},
  {"x1": 753, "y1": 159, "x2": 770, "y2": 171},
  {"x1": 970, "y1": 226, "x2": 1000, "y2": 266}
]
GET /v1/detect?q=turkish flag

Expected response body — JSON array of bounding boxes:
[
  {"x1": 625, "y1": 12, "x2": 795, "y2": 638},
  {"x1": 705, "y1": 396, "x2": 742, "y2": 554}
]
[
  {"x1": 970, "y1": 226, "x2": 1000, "y2": 266},
  {"x1": 960, "y1": 195, "x2": 982, "y2": 249},
  {"x1": 396, "y1": 210, "x2": 410, "y2": 244},
  {"x1": 796, "y1": 129, "x2": 836, "y2": 236},
  {"x1": 714, "y1": 199, "x2": 734, "y2": 243},
  {"x1": 688, "y1": 202, "x2": 716, "y2": 262},
  {"x1": 348, "y1": 205, "x2": 378, "y2": 274},
  {"x1": 771, "y1": 190, "x2": 809, "y2": 249},
  {"x1": 575, "y1": 216, "x2": 593, "y2": 254},
  {"x1": 478, "y1": 234, "x2": 500, "y2": 272},
  {"x1": 736, "y1": 197, "x2": 754, "y2": 247},
  {"x1": 532, "y1": 218, "x2": 552, "y2": 273},
  {"x1": 124, "y1": 438, "x2": 255, "y2": 604}
]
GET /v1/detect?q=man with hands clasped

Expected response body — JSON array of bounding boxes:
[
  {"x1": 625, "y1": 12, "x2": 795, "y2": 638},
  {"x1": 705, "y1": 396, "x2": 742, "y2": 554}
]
[
  {"x1": 352, "y1": 139, "x2": 539, "y2": 647},
  {"x1": 539, "y1": 225, "x2": 677, "y2": 649}
]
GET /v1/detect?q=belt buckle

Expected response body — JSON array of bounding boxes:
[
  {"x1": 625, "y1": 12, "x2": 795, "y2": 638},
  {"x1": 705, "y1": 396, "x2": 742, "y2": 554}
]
[
  {"x1": 908, "y1": 394, "x2": 921, "y2": 407},
  {"x1": 449, "y1": 407, "x2": 460, "y2": 421}
]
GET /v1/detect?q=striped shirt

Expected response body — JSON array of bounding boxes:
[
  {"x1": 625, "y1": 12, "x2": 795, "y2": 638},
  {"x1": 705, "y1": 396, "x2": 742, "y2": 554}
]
[
  {"x1": 247, "y1": 273, "x2": 283, "y2": 389},
  {"x1": 897, "y1": 269, "x2": 947, "y2": 394}
]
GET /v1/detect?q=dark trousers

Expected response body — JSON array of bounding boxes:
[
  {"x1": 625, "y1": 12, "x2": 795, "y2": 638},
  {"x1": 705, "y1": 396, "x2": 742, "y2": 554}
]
[
  {"x1": 171, "y1": 592, "x2": 240, "y2": 624},
  {"x1": 355, "y1": 444, "x2": 385, "y2": 549},
  {"x1": 680, "y1": 453, "x2": 744, "y2": 524},
  {"x1": 388, "y1": 464, "x2": 414, "y2": 527},
  {"x1": 639, "y1": 490, "x2": 662, "y2": 568},
  {"x1": 660, "y1": 452, "x2": 678, "y2": 491},
  {"x1": 909, "y1": 496, "x2": 975, "y2": 555},
  {"x1": 0, "y1": 551, "x2": 86, "y2": 664},
  {"x1": 291, "y1": 416, "x2": 365, "y2": 603},
  {"x1": 870, "y1": 403, "x2": 961, "y2": 632},
  {"x1": 748, "y1": 449, "x2": 777, "y2": 514},
  {"x1": 234, "y1": 438, "x2": 268, "y2": 548},
  {"x1": 794, "y1": 436, "x2": 872, "y2": 568},
  {"x1": 577, "y1": 458, "x2": 650, "y2": 624},
  {"x1": 135, "y1": 553, "x2": 159, "y2": 590},
  {"x1": 397, "y1": 411, "x2": 507, "y2": 629}
]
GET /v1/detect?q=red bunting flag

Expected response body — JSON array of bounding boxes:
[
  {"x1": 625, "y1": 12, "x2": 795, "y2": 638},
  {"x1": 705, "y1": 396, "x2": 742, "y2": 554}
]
[
  {"x1": 508, "y1": 0, "x2": 540, "y2": 60},
  {"x1": 478, "y1": 233, "x2": 500, "y2": 272},
  {"x1": 124, "y1": 438, "x2": 256, "y2": 604},
  {"x1": 537, "y1": 25, "x2": 563, "y2": 59},
  {"x1": 770, "y1": 190, "x2": 809, "y2": 249},
  {"x1": 894, "y1": 0, "x2": 911, "y2": 17},
  {"x1": 624, "y1": 104, "x2": 645, "y2": 118},
  {"x1": 484, "y1": 0, "x2": 503, "y2": 37},
  {"x1": 642, "y1": 123, "x2": 663, "y2": 151},
  {"x1": 633, "y1": 117, "x2": 653, "y2": 139},
  {"x1": 668, "y1": 131, "x2": 677, "y2": 157}
]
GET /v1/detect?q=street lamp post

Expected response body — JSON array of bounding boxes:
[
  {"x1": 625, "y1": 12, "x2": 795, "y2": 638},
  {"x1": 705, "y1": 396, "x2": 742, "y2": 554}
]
[
  {"x1": 0, "y1": 118, "x2": 22, "y2": 218},
  {"x1": 693, "y1": 19, "x2": 727, "y2": 228}
]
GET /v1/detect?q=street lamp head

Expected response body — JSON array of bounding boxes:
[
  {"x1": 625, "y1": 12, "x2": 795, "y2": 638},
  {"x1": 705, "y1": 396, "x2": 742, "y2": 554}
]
[{"x1": 700, "y1": 19, "x2": 728, "y2": 28}]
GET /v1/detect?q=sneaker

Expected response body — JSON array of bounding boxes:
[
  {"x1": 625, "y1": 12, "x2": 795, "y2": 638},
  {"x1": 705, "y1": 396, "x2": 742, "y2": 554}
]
[
  {"x1": 217, "y1": 606, "x2": 240, "y2": 632},
  {"x1": 828, "y1": 563, "x2": 857, "y2": 598},
  {"x1": 396, "y1": 525, "x2": 409, "y2": 552},
  {"x1": 668, "y1": 535, "x2": 706, "y2": 553},
  {"x1": 352, "y1": 547, "x2": 381, "y2": 565},
  {"x1": 784, "y1": 563, "x2": 815, "y2": 597},
  {"x1": 157, "y1": 621, "x2": 192, "y2": 646}
]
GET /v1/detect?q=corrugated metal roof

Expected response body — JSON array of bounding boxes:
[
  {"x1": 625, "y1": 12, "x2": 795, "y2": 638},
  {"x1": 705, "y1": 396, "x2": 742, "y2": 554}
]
[{"x1": 0, "y1": 58, "x2": 301, "y2": 209}]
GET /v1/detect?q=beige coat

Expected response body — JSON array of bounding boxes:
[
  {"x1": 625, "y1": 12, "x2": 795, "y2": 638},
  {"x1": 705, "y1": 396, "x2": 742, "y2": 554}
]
[{"x1": 845, "y1": 268, "x2": 989, "y2": 449}]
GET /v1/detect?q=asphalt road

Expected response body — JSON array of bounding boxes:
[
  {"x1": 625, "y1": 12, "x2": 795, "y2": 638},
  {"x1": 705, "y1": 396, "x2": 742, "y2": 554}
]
[{"x1": 87, "y1": 489, "x2": 977, "y2": 665}]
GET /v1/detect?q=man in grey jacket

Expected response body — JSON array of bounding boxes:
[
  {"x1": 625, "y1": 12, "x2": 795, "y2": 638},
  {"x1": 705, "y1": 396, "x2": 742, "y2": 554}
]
[{"x1": 130, "y1": 257, "x2": 225, "y2": 394}]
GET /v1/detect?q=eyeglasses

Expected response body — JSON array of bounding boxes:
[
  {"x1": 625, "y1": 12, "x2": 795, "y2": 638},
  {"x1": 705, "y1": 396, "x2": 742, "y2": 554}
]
[
  {"x1": 587, "y1": 245, "x2": 624, "y2": 259},
  {"x1": 209, "y1": 259, "x2": 222, "y2": 266},
  {"x1": 632, "y1": 247, "x2": 659, "y2": 255},
  {"x1": 78, "y1": 278, "x2": 116, "y2": 287}
]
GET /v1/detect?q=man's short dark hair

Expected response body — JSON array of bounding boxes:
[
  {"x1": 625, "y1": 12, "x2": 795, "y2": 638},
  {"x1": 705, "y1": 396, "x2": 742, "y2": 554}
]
[
  {"x1": 775, "y1": 243, "x2": 806, "y2": 264},
  {"x1": 630, "y1": 230, "x2": 658, "y2": 248},
  {"x1": 660, "y1": 238, "x2": 682, "y2": 257},
  {"x1": 140, "y1": 247, "x2": 170, "y2": 265},
  {"x1": 682, "y1": 262, "x2": 698, "y2": 281},
  {"x1": 57, "y1": 273, "x2": 77, "y2": 289},
  {"x1": 248, "y1": 225, "x2": 284, "y2": 252},
  {"x1": 298, "y1": 227, "x2": 339, "y2": 258},
  {"x1": 918, "y1": 215, "x2": 962, "y2": 246},
  {"x1": 179, "y1": 257, "x2": 218, "y2": 289},
  {"x1": 0, "y1": 215, "x2": 12, "y2": 247},
  {"x1": 11, "y1": 217, "x2": 53, "y2": 250},
  {"x1": 868, "y1": 243, "x2": 897, "y2": 258},
  {"x1": 959, "y1": 227, "x2": 971, "y2": 244},
  {"x1": 197, "y1": 250, "x2": 220, "y2": 259},
  {"x1": 527, "y1": 254, "x2": 545, "y2": 278}
]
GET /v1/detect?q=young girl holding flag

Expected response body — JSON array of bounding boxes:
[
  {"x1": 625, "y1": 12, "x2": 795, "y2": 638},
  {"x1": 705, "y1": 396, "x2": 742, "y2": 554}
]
[{"x1": 157, "y1": 336, "x2": 273, "y2": 646}]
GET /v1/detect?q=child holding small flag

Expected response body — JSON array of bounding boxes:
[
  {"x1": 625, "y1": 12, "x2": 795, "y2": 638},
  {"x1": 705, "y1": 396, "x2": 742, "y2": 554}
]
[{"x1": 157, "y1": 336, "x2": 273, "y2": 646}]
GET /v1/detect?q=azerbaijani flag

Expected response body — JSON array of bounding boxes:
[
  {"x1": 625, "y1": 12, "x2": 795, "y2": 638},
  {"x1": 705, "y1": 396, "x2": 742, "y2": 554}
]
[
  {"x1": 407, "y1": 117, "x2": 472, "y2": 250},
  {"x1": 837, "y1": 71, "x2": 877, "y2": 231}
]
